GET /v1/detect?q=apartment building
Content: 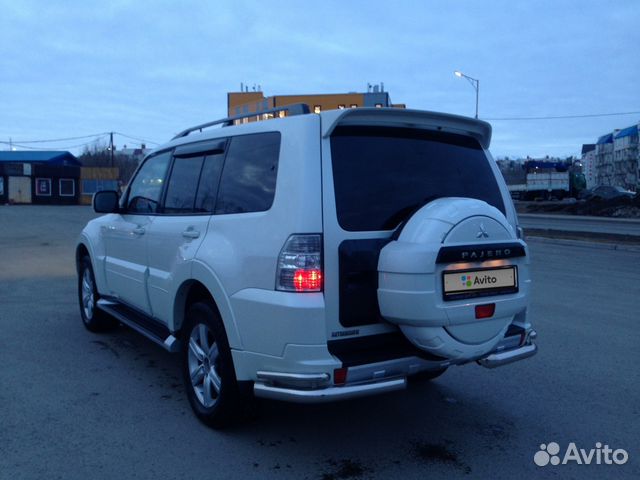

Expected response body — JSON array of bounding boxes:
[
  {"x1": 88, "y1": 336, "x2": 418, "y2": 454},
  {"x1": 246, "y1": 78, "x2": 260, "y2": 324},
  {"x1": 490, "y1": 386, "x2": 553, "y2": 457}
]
[
  {"x1": 595, "y1": 132, "x2": 615, "y2": 187},
  {"x1": 612, "y1": 125, "x2": 639, "y2": 190},
  {"x1": 580, "y1": 144, "x2": 596, "y2": 189},
  {"x1": 227, "y1": 84, "x2": 405, "y2": 121},
  {"x1": 593, "y1": 123, "x2": 639, "y2": 191}
]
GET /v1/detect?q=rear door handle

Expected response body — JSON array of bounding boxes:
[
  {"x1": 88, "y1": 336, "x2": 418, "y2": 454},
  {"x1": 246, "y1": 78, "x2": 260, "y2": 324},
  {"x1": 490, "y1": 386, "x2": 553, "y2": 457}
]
[
  {"x1": 133, "y1": 227, "x2": 145, "y2": 235},
  {"x1": 182, "y1": 229, "x2": 200, "y2": 239}
]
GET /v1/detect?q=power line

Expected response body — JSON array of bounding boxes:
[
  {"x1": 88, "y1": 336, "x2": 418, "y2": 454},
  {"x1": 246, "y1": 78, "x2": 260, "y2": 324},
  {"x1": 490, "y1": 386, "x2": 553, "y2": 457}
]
[
  {"x1": 485, "y1": 111, "x2": 640, "y2": 121},
  {"x1": 2, "y1": 131, "x2": 159, "y2": 147},
  {"x1": 2, "y1": 133, "x2": 110, "y2": 144},
  {"x1": 0, "y1": 139, "x2": 107, "y2": 151},
  {"x1": 114, "y1": 132, "x2": 160, "y2": 146}
]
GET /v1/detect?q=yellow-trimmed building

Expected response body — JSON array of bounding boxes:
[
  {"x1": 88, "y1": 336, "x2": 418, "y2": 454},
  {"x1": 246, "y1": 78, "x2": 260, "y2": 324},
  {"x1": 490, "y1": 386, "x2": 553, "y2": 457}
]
[{"x1": 228, "y1": 84, "x2": 405, "y2": 119}]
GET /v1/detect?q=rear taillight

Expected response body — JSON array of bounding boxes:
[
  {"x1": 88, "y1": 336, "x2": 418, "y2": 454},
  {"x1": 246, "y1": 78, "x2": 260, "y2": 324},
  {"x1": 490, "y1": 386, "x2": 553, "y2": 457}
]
[
  {"x1": 333, "y1": 367, "x2": 348, "y2": 385},
  {"x1": 475, "y1": 303, "x2": 495, "y2": 319},
  {"x1": 276, "y1": 234, "x2": 323, "y2": 292}
]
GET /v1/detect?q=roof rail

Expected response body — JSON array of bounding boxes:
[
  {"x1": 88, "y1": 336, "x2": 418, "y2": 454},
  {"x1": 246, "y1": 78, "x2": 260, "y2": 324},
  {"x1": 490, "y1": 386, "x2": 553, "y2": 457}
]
[{"x1": 172, "y1": 103, "x2": 311, "y2": 140}]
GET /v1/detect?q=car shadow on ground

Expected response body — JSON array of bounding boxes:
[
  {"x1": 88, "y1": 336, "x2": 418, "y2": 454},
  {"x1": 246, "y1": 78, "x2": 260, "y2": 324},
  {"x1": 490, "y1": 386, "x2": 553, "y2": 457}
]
[{"x1": 87, "y1": 322, "x2": 521, "y2": 478}]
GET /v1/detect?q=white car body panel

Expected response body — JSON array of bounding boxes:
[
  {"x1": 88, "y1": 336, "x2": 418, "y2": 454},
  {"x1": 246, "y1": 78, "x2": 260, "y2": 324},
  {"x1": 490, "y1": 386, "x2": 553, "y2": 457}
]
[
  {"x1": 77, "y1": 107, "x2": 536, "y2": 402},
  {"x1": 103, "y1": 213, "x2": 153, "y2": 312},
  {"x1": 146, "y1": 215, "x2": 209, "y2": 322}
]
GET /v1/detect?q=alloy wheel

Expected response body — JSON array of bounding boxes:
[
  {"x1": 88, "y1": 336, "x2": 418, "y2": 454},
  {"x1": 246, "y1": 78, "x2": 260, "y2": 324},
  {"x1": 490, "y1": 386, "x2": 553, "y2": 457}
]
[{"x1": 188, "y1": 323, "x2": 222, "y2": 408}]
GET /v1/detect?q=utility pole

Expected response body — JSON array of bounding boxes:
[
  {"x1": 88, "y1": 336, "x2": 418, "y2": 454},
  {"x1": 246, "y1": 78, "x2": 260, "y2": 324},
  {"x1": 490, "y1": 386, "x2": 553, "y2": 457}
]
[{"x1": 110, "y1": 132, "x2": 114, "y2": 167}]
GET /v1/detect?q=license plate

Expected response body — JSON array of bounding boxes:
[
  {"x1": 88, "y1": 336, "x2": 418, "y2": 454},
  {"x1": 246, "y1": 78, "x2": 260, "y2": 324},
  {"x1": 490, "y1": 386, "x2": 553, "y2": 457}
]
[{"x1": 443, "y1": 266, "x2": 518, "y2": 301}]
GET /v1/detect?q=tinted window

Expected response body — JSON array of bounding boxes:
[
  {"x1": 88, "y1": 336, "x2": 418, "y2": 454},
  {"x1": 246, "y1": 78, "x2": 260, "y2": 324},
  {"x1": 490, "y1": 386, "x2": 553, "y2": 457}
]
[
  {"x1": 127, "y1": 151, "x2": 171, "y2": 213},
  {"x1": 59, "y1": 179, "x2": 75, "y2": 196},
  {"x1": 331, "y1": 126, "x2": 505, "y2": 231},
  {"x1": 164, "y1": 156, "x2": 205, "y2": 213},
  {"x1": 195, "y1": 153, "x2": 225, "y2": 213},
  {"x1": 215, "y1": 132, "x2": 280, "y2": 214}
]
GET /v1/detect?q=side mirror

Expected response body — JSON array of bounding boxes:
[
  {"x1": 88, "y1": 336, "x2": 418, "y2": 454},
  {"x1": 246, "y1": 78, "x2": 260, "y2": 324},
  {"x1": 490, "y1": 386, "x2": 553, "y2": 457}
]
[{"x1": 93, "y1": 190, "x2": 120, "y2": 213}]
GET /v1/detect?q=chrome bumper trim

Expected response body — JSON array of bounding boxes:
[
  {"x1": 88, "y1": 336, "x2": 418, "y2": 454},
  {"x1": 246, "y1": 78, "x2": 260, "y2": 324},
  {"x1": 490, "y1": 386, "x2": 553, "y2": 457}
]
[
  {"x1": 256, "y1": 371, "x2": 330, "y2": 388},
  {"x1": 478, "y1": 343, "x2": 537, "y2": 369},
  {"x1": 253, "y1": 377, "x2": 406, "y2": 403}
]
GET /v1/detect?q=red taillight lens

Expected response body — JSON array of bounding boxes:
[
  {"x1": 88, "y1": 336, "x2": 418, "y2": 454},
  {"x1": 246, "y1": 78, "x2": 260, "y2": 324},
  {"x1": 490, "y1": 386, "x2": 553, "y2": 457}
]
[
  {"x1": 333, "y1": 368, "x2": 348, "y2": 385},
  {"x1": 475, "y1": 303, "x2": 496, "y2": 319},
  {"x1": 293, "y1": 269, "x2": 322, "y2": 292},
  {"x1": 276, "y1": 234, "x2": 323, "y2": 292}
]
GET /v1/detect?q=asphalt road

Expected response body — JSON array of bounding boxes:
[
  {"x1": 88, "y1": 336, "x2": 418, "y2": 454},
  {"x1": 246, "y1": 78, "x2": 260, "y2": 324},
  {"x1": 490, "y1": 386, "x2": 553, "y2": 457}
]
[{"x1": 1, "y1": 206, "x2": 638, "y2": 480}]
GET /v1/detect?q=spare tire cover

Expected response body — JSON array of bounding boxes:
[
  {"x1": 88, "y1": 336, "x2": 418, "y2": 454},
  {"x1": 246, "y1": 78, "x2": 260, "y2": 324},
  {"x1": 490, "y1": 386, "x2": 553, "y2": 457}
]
[{"x1": 377, "y1": 197, "x2": 517, "y2": 361}]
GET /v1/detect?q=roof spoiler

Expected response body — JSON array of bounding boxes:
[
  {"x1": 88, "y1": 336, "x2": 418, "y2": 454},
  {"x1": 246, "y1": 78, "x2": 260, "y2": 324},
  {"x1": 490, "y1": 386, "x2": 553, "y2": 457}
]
[{"x1": 321, "y1": 108, "x2": 492, "y2": 149}]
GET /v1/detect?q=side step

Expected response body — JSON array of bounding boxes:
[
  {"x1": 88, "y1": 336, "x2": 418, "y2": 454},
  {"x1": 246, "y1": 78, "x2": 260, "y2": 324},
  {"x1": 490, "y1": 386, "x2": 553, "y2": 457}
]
[{"x1": 96, "y1": 299, "x2": 181, "y2": 353}]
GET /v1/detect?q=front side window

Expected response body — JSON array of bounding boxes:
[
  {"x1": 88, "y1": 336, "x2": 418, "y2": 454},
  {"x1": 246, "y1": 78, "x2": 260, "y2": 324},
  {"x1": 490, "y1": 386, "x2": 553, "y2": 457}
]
[
  {"x1": 126, "y1": 151, "x2": 171, "y2": 214},
  {"x1": 163, "y1": 156, "x2": 205, "y2": 213},
  {"x1": 215, "y1": 132, "x2": 281, "y2": 215},
  {"x1": 330, "y1": 126, "x2": 505, "y2": 231}
]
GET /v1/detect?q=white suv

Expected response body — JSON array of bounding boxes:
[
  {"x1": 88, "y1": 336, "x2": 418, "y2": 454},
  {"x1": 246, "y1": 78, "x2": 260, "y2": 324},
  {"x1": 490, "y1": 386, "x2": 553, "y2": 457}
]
[{"x1": 77, "y1": 106, "x2": 537, "y2": 427}]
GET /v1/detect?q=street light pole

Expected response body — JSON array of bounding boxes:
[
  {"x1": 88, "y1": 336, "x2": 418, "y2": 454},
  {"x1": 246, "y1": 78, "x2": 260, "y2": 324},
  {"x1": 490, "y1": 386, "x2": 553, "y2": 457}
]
[{"x1": 454, "y1": 71, "x2": 480, "y2": 119}]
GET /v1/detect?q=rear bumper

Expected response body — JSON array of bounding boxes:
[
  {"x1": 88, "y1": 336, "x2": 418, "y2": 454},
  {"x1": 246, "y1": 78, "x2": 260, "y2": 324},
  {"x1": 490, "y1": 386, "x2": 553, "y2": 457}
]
[
  {"x1": 254, "y1": 377, "x2": 406, "y2": 403},
  {"x1": 251, "y1": 328, "x2": 537, "y2": 403},
  {"x1": 477, "y1": 328, "x2": 538, "y2": 368},
  {"x1": 477, "y1": 342, "x2": 537, "y2": 368}
]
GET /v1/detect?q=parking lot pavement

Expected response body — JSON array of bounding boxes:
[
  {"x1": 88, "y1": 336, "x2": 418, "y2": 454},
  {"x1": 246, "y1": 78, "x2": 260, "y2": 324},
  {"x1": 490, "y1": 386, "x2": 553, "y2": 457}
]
[
  {"x1": 1, "y1": 206, "x2": 638, "y2": 479},
  {"x1": 0, "y1": 204, "x2": 98, "y2": 280}
]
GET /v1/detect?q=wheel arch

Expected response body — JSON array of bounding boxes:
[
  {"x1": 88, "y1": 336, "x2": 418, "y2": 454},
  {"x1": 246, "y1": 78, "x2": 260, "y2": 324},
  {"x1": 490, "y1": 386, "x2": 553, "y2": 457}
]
[
  {"x1": 173, "y1": 266, "x2": 242, "y2": 350},
  {"x1": 76, "y1": 243, "x2": 90, "y2": 273}
]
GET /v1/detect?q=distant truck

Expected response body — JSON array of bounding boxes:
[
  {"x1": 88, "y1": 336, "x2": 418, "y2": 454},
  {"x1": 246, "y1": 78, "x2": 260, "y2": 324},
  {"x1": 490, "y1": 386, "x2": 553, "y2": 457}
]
[{"x1": 508, "y1": 161, "x2": 586, "y2": 200}]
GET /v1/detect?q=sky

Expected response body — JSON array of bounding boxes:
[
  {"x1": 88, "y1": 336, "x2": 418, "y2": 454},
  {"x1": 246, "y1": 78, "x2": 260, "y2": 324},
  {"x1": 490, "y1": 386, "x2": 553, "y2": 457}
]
[{"x1": 1, "y1": 0, "x2": 639, "y2": 159}]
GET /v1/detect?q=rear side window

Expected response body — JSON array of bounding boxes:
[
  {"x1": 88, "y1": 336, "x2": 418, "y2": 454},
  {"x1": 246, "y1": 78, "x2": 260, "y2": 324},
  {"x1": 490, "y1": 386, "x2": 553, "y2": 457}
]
[
  {"x1": 330, "y1": 126, "x2": 505, "y2": 231},
  {"x1": 195, "y1": 153, "x2": 225, "y2": 213},
  {"x1": 215, "y1": 132, "x2": 280, "y2": 214}
]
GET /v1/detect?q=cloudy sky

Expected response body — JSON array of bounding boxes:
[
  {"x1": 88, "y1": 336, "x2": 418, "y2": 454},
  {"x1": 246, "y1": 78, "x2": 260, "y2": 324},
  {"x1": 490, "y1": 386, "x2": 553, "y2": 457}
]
[{"x1": 1, "y1": 0, "x2": 639, "y2": 158}]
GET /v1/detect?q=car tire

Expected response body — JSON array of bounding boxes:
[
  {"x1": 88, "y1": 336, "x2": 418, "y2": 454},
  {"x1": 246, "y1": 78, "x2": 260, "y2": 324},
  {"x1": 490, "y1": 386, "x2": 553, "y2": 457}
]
[
  {"x1": 182, "y1": 301, "x2": 244, "y2": 429},
  {"x1": 78, "y1": 256, "x2": 118, "y2": 332}
]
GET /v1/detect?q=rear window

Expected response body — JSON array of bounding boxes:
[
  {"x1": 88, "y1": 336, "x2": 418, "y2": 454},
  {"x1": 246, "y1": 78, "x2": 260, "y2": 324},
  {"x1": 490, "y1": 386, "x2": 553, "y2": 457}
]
[{"x1": 330, "y1": 126, "x2": 505, "y2": 231}]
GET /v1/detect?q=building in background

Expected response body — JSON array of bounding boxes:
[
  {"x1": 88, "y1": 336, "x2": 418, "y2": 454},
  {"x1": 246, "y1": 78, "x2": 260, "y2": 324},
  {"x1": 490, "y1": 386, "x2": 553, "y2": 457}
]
[
  {"x1": 593, "y1": 123, "x2": 639, "y2": 191},
  {"x1": 612, "y1": 125, "x2": 638, "y2": 191},
  {"x1": 118, "y1": 144, "x2": 151, "y2": 163},
  {"x1": 79, "y1": 167, "x2": 120, "y2": 205},
  {"x1": 581, "y1": 144, "x2": 596, "y2": 189},
  {"x1": 227, "y1": 83, "x2": 405, "y2": 120},
  {"x1": 595, "y1": 133, "x2": 615, "y2": 188},
  {"x1": 0, "y1": 151, "x2": 80, "y2": 205}
]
